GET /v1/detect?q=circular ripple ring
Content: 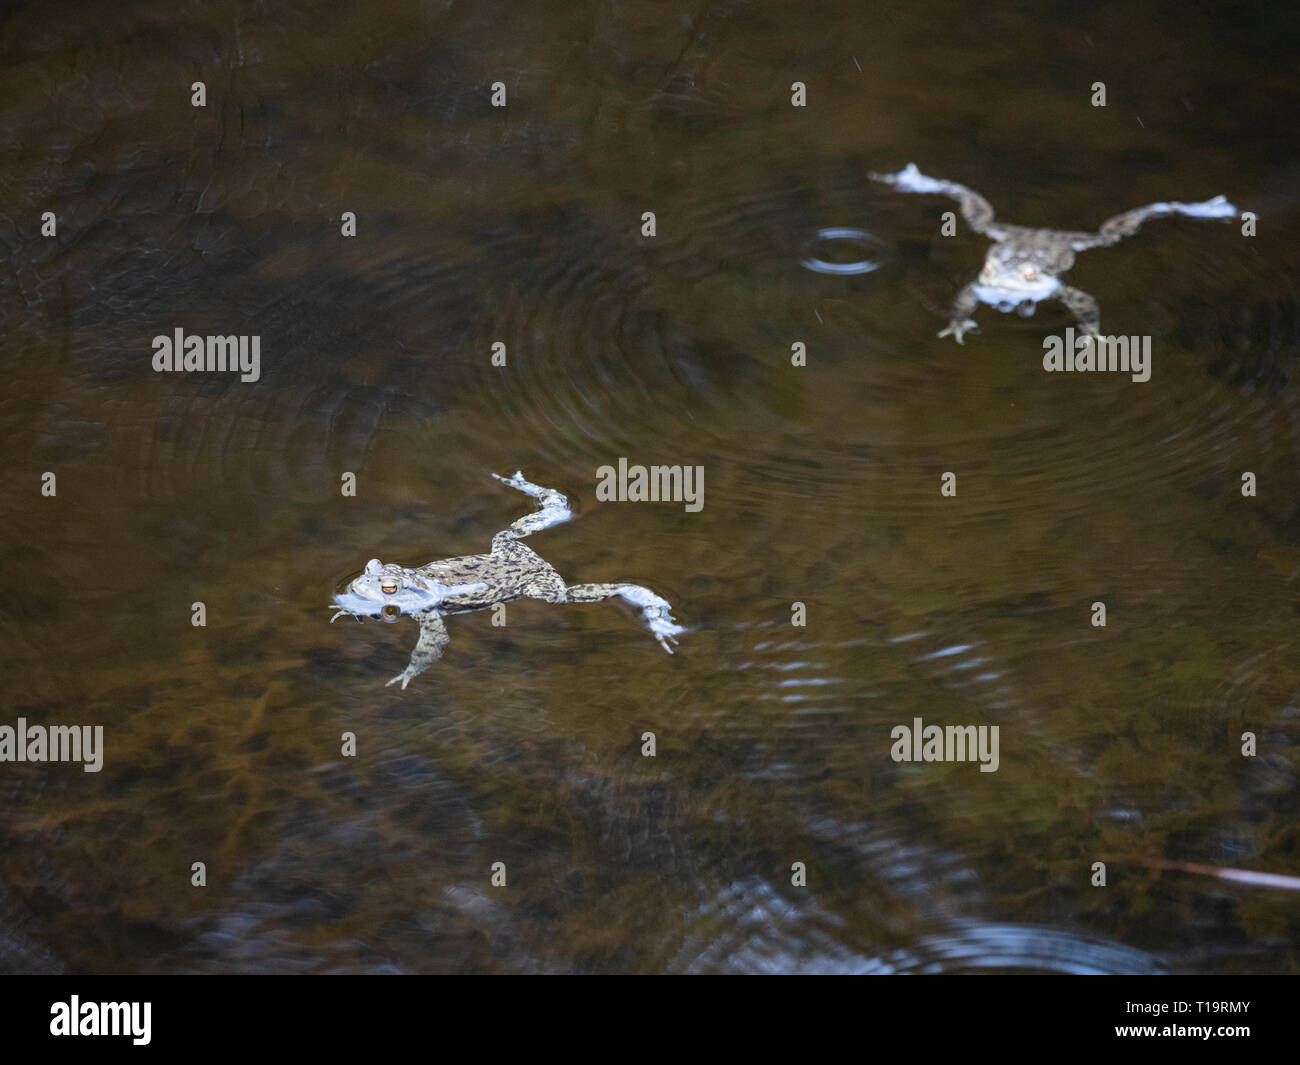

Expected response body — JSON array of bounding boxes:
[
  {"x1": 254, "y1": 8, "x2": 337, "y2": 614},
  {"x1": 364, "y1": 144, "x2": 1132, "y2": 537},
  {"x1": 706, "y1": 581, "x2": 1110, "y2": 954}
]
[{"x1": 799, "y1": 227, "x2": 890, "y2": 275}]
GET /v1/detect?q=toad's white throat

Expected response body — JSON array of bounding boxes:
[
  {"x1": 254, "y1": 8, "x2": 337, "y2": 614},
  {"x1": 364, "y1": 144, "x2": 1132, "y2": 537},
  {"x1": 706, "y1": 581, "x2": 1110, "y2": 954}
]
[{"x1": 974, "y1": 277, "x2": 1062, "y2": 306}]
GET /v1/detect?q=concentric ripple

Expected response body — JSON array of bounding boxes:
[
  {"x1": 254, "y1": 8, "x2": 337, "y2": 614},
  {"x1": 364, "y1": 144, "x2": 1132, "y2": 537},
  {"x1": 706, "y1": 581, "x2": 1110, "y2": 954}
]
[{"x1": 799, "y1": 226, "x2": 891, "y2": 275}]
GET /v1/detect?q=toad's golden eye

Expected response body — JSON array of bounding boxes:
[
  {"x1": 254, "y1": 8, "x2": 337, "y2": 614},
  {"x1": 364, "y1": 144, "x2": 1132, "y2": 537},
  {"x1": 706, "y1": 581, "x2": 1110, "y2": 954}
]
[
  {"x1": 381, "y1": 580, "x2": 398, "y2": 594},
  {"x1": 1024, "y1": 269, "x2": 1037, "y2": 280}
]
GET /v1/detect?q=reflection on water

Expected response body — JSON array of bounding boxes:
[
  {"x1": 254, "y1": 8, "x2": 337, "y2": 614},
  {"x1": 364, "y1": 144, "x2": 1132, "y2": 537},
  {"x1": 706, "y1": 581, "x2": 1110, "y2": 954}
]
[{"x1": 1, "y1": 0, "x2": 1299, "y2": 973}]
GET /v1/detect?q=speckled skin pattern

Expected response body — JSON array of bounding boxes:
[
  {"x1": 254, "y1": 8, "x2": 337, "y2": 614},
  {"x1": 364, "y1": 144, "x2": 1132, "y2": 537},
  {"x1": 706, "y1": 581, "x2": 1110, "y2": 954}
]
[
  {"x1": 870, "y1": 163, "x2": 1237, "y2": 343},
  {"x1": 331, "y1": 471, "x2": 685, "y2": 688}
]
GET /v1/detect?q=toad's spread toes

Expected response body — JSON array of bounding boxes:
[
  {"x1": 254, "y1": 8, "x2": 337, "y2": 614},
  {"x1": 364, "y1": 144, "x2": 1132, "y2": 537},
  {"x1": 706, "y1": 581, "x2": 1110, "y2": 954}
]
[{"x1": 938, "y1": 318, "x2": 979, "y2": 344}]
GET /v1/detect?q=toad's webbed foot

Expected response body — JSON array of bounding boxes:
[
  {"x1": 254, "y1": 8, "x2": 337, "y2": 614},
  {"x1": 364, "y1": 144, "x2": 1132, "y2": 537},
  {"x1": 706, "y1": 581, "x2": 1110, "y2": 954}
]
[
  {"x1": 329, "y1": 605, "x2": 364, "y2": 623},
  {"x1": 563, "y1": 583, "x2": 686, "y2": 653},
  {"x1": 386, "y1": 614, "x2": 450, "y2": 690}
]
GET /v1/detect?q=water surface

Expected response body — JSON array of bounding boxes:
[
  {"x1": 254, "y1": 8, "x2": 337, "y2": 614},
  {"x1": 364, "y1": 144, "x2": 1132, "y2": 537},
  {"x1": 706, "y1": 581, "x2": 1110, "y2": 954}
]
[{"x1": 2, "y1": 0, "x2": 1299, "y2": 973}]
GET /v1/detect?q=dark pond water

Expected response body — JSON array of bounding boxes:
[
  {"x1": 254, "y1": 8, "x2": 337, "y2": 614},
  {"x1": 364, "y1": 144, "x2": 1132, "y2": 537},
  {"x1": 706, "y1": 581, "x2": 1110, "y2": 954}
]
[{"x1": 2, "y1": 0, "x2": 1299, "y2": 973}]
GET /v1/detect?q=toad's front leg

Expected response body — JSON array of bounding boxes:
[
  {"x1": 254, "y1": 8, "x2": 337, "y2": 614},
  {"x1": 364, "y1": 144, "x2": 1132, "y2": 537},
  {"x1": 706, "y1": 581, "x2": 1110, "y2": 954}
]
[
  {"x1": 936, "y1": 283, "x2": 980, "y2": 344},
  {"x1": 387, "y1": 613, "x2": 450, "y2": 690},
  {"x1": 1054, "y1": 285, "x2": 1101, "y2": 337}
]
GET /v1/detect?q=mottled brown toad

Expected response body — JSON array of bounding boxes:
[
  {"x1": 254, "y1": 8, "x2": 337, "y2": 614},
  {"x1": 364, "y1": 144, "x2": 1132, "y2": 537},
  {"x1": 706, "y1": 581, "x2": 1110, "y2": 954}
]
[
  {"x1": 870, "y1": 163, "x2": 1237, "y2": 342},
  {"x1": 331, "y1": 471, "x2": 684, "y2": 688}
]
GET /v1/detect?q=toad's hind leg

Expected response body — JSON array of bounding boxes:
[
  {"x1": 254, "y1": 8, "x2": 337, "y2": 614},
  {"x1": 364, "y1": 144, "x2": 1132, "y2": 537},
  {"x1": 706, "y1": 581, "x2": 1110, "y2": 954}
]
[
  {"x1": 869, "y1": 163, "x2": 1010, "y2": 239},
  {"x1": 491, "y1": 471, "x2": 572, "y2": 542},
  {"x1": 1054, "y1": 285, "x2": 1101, "y2": 336},
  {"x1": 562, "y1": 583, "x2": 686, "y2": 653},
  {"x1": 1072, "y1": 195, "x2": 1238, "y2": 250},
  {"x1": 387, "y1": 614, "x2": 450, "y2": 690}
]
